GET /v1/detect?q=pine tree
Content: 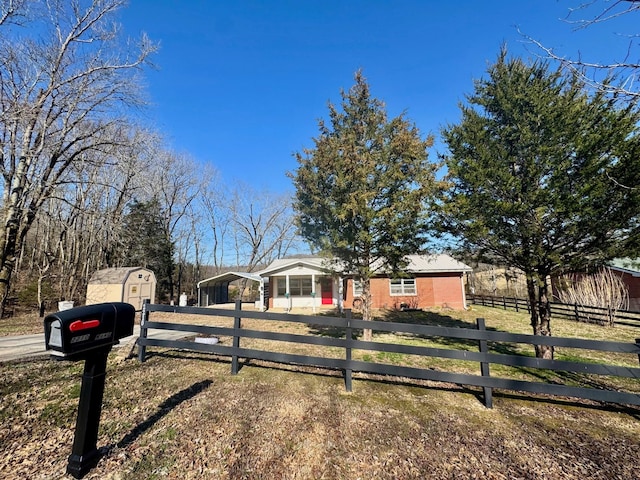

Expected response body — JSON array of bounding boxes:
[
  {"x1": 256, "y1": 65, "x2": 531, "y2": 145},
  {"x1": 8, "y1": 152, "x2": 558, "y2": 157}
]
[
  {"x1": 290, "y1": 71, "x2": 440, "y2": 339},
  {"x1": 121, "y1": 199, "x2": 175, "y2": 302},
  {"x1": 441, "y1": 49, "x2": 640, "y2": 358}
]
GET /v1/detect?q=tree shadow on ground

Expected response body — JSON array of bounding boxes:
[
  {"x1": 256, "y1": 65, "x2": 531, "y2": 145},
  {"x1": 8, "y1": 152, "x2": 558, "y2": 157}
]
[
  {"x1": 308, "y1": 308, "x2": 493, "y2": 350},
  {"x1": 307, "y1": 308, "x2": 636, "y2": 395},
  {"x1": 112, "y1": 378, "x2": 213, "y2": 450},
  {"x1": 139, "y1": 349, "x2": 640, "y2": 417}
]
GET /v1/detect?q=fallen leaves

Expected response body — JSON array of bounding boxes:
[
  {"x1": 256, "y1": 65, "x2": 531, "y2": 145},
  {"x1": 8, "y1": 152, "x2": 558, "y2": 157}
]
[{"x1": 1, "y1": 346, "x2": 639, "y2": 479}]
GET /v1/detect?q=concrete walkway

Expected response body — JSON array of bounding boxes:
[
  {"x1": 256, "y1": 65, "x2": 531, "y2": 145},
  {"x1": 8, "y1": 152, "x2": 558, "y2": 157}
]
[{"x1": 0, "y1": 326, "x2": 190, "y2": 362}]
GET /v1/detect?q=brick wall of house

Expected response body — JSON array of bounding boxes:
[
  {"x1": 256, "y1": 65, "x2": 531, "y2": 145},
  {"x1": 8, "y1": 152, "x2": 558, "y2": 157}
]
[
  {"x1": 344, "y1": 273, "x2": 466, "y2": 310},
  {"x1": 430, "y1": 273, "x2": 466, "y2": 309}
]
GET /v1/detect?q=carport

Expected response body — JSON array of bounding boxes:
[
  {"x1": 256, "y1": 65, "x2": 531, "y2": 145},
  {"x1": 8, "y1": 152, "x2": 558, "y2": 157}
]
[{"x1": 197, "y1": 272, "x2": 267, "y2": 311}]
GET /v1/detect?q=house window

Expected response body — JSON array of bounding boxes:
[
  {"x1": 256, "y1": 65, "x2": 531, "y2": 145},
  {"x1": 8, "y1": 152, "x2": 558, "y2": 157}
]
[
  {"x1": 277, "y1": 276, "x2": 313, "y2": 296},
  {"x1": 353, "y1": 280, "x2": 364, "y2": 297},
  {"x1": 390, "y1": 278, "x2": 416, "y2": 295},
  {"x1": 291, "y1": 277, "x2": 312, "y2": 295},
  {"x1": 277, "y1": 278, "x2": 287, "y2": 296}
]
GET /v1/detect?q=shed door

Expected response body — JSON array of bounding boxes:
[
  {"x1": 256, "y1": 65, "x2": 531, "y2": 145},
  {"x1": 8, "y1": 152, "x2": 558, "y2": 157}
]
[{"x1": 127, "y1": 283, "x2": 142, "y2": 310}]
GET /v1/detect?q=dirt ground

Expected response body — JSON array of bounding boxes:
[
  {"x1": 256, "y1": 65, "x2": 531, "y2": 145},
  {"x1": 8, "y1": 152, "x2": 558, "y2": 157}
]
[
  {"x1": 1, "y1": 307, "x2": 639, "y2": 479},
  {"x1": 1, "y1": 346, "x2": 639, "y2": 480}
]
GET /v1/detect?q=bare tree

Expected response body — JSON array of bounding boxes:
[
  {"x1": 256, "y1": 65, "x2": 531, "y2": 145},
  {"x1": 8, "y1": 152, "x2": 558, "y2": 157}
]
[
  {"x1": 199, "y1": 180, "x2": 304, "y2": 297},
  {"x1": 200, "y1": 175, "x2": 231, "y2": 274},
  {"x1": 556, "y1": 269, "x2": 629, "y2": 325},
  {"x1": 13, "y1": 126, "x2": 156, "y2": 308},
  {"x1": 527, "y1": 0, "x2": 640, "y2": 98},
  {"x1": 0, "y1": 0, "x2": 155, "y2": 314},
  {"x1": 0, "y1": 0, "x2": 30, "y2": 26},
  {"x1": 228, "y1": 185, "x2": 300, "y2": 273},
  {"x1": 143, "y1": 151, "x2": 206, "y2": 301}
]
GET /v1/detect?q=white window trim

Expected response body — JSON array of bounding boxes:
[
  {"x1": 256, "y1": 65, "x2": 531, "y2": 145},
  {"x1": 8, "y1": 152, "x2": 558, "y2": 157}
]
[
  {"x1": 353, "y1": 279, "x2": 364, "y2": 297},
  {"x1": 276, "y1": 278, "x2": 287, "y2": 296},
  {"x1": 276, "y1": 276, "x2": 313, "y2": 296},
  {"x1": 389, "y1": 278, "x2": 417, "y2": 296}
]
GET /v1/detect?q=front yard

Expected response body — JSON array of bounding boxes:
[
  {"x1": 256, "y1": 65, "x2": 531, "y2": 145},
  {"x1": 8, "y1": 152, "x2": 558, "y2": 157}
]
[{"x1": 0, "y1": 305, "x2": 639, "y2": 479}]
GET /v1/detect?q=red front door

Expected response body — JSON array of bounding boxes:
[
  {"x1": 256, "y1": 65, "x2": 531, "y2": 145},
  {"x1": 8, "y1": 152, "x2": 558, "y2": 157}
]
[{"x1": 321, "y1": 278, "x2": 333, "y2": 305}]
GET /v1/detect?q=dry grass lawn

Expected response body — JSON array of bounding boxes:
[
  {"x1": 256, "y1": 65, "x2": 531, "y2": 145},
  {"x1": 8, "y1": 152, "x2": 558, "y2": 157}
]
[{"x1": 1, "y1": 305, "x2": 639, "y2": 479}]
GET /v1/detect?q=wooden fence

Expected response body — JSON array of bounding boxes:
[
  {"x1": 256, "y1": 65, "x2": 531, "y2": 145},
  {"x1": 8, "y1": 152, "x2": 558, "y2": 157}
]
[
  {"x1": 136, "y1": 301, "x2": 640, "y2": 409},
  {"x1": 467, "y1": 293, "x2": 640, "y2": 328}
]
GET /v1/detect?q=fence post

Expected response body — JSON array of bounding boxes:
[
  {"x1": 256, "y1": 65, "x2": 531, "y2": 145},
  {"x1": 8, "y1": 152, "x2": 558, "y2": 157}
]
[
  {"x1": 344, "y1": 309, "x2": 353, "y2": 392},
  {"x1": 476, "y1": 317, "x2": 493, "y2": 409},
  {"x1": 515, "y1": 298, "x2": 519, "y2": 313},
  {"x1": 137, "y1": 299, "x2": 150, "y2": 363},
  {"x1": 502, "y1": 296, "x2": 506, "y2": 310},
  {"x1": 574, "y1": 303, "x2": 580, "y2": 323},
  {"x1": 636, "y1": 339, "x2": 640, "y2": 365},
  {"x1": 231, "y1": 300, "x2": 243, "y2": 375}
]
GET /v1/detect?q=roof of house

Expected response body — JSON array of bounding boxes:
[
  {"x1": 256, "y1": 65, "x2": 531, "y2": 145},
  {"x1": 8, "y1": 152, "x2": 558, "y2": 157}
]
[
  {"x1": 257, "y1": 257, "x2": 333, "y2": 277},
  {"x1": 258, "y1": 254, "x2": 471, "y2": 277},
  {"x1": 404, "y1": 254, "x2": 472, "y2": 273}
]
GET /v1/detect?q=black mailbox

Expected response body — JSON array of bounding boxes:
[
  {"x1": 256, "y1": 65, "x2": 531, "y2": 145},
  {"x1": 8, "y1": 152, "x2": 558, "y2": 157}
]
[
  {"x1": 44, "y1": 302, "x2": 135, "y2": 359},
  {"x1": 44, "y1": 302, "x2": 136, "y2": 478}
]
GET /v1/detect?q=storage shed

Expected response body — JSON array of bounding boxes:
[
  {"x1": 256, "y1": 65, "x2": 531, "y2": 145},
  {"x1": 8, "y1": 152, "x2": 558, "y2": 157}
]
[{"x1": 86, "y1": 267, "x2": 156, "y2": 310}]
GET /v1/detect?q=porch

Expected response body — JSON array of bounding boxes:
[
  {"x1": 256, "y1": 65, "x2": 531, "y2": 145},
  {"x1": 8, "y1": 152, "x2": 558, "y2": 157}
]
[{"x1": 269, "y1": 274, "x2": 341, "y2": 311}]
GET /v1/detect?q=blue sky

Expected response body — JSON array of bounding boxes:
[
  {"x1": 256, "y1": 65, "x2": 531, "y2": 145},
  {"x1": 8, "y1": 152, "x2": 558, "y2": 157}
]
[{"x1": 119, "y1": 1, "x2": 638, "y2": 194}]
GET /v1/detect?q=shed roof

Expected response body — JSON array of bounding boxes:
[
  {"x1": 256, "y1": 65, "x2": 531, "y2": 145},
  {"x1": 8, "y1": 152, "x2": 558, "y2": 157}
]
[{"x1": 88, "y1": 267, "x2": 152, "y2": 285}]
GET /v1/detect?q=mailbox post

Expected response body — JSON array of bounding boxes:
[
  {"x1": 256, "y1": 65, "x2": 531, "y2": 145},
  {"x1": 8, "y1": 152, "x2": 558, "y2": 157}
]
[{"x1": 44, "y1": 302, "x2": 135, "y2": 479}]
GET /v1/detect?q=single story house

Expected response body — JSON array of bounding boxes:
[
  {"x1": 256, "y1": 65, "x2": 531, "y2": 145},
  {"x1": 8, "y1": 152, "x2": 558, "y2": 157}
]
[
  {"x1": 340, "y1": 254, "x2": 472, "y2": 311},
  {"x1": 197, "y1": 254, "x2": 471, "y2": 312}
]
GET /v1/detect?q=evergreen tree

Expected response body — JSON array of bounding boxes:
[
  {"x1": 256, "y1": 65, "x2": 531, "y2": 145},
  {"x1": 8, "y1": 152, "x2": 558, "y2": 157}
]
[
  {"x1": 441, "y1": 49, "x2": 640, "y2": 358},
  {"x1": 290, "y1": 71, "x2": 440, "y2": 339},
  {"x1": 121, "y1": 199, "x2": 175, "y2": 302}
]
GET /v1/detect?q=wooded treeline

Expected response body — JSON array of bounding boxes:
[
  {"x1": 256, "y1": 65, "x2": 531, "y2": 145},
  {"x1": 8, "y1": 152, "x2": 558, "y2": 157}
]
[
  {"x1": 12, "y1": 143, "x2": 300, "y2": 312},
  {"x1": 0, "y1": 0, "x2": 301, "y2": 315}
]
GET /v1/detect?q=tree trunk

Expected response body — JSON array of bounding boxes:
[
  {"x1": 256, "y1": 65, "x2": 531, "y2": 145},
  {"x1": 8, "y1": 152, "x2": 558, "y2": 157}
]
[
  {"x1": 526, "y1": 272, "x2": 554, "y2": 359},
  {"x1": 362, "y1": 279, "x2": 373, "y2": 341},
  {"x1": 0, "y1": 207, "x2": 23, "y2": 318}
]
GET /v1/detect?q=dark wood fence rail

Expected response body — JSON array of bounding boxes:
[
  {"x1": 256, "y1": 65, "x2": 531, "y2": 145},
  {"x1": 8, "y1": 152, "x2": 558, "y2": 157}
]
[
  {"x1": 467, "y1": 293, "x2": 640, "y2": 328},
  {"x1": 137, "y1": 301, "x2": 640, "y2": 409}
]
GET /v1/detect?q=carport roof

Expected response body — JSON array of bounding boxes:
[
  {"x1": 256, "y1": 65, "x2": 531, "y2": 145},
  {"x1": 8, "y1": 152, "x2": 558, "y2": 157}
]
[{"x1": 197, "y1": 271, "x2": 262, "y2": 288}]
